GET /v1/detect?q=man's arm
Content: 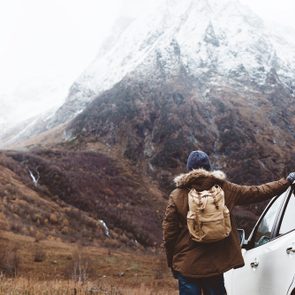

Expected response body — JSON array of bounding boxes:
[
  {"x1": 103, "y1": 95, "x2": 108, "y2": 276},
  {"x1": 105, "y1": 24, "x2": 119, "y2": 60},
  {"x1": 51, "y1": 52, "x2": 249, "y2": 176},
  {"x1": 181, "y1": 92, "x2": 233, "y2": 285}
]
[
  {"x1": 162, "y1": 196, "x2": 180, "y2": 268},
  {"x1": 224, "y1": 178, "x2": 290, "y2": 206}
]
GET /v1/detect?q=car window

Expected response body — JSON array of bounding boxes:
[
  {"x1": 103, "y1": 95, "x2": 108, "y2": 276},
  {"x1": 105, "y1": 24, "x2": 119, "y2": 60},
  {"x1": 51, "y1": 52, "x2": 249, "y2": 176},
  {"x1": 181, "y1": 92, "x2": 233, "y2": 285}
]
[
  {"x1": 279, "y1": 193, "x2": 295, "y2": 235},
  {"x1": 252, "y1": 194, "x2": 285, "y2": 247}
]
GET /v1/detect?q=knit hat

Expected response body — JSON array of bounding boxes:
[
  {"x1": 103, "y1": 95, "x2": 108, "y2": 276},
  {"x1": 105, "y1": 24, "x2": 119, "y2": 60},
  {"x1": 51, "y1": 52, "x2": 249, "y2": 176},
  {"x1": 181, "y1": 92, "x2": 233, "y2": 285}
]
[{"x1": 186, "y1": 150, "x2": 211, "y2": 171}]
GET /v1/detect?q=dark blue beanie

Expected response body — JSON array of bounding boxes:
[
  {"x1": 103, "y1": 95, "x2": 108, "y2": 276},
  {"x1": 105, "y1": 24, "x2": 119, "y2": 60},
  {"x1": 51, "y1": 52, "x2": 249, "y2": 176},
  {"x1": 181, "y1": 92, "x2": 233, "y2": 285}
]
[{"x1": 186, "y1": 150, "x2": 211, "y2": 171}]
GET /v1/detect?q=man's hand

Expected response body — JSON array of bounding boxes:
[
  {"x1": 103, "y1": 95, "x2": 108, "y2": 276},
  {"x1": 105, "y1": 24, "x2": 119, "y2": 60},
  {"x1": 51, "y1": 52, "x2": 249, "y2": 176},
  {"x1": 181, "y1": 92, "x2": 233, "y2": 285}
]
[{"x1": 287, "y1": 172, "x2": 295, "y2": 184}]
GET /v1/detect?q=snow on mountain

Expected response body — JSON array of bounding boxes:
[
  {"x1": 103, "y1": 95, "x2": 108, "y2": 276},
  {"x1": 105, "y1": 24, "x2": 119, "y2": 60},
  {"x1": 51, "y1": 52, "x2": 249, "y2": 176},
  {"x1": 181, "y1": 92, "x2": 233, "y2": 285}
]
[
  {"x1": 68, "y1": 0, "x2": 295, "y2": 107},
  {"x1": 267, "y1": 23, "x2": 295, "y2": 86},
  {"x1": 2, "y1": 0, "x2": 295, "y2": 147}
]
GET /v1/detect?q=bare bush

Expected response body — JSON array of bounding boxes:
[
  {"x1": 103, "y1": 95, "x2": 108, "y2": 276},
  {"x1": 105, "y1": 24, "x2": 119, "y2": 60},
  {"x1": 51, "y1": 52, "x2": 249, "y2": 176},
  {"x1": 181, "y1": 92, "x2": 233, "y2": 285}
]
[
  {"x1": 33, "y1": 245, "x2": 46, "y2": 262},
  {"x1": 0, "y1": 243, "x2": 20, "y2": 277},
  {"x1": 69, "y1": 247, "x2": 94, "y2": 283},
  {"x1": 49, "y1": 213, "x2": 59, "y2": 225},
  {"x1": 9, "y1": 221, "x2": 23, "y2": 234},
  {"x1": 153, "y1": 254, "x2": 167, "y2": 280}
]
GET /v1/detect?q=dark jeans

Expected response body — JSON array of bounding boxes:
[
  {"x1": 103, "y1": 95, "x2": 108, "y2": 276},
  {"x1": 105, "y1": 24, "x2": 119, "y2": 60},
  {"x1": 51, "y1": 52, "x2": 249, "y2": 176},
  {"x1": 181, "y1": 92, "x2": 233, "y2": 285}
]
[{"x1": 177, "y1": 272, "x2": 227, "y2": 295}]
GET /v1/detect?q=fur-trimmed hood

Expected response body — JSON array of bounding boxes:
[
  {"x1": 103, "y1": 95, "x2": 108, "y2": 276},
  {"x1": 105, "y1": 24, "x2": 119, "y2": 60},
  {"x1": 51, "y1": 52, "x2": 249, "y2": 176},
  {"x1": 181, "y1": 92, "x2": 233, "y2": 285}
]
[{"x1": 174, "y1": 168, "x2": 226, "y2": 187}]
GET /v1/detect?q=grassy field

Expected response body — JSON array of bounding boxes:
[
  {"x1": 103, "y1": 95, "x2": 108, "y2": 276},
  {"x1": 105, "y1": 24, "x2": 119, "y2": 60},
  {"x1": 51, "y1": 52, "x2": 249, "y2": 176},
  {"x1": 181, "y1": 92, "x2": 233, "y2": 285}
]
[
  {"x1": 0, "y1": 230, "x2": 178, "y2": 294},
  {"x1": 0, "y1": 277, "x2": 178, "y2": 294}
]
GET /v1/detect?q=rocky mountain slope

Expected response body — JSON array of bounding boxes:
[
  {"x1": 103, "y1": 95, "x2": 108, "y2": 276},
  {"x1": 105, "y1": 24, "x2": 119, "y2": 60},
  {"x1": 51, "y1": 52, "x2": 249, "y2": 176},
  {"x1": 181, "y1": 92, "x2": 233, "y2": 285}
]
[{"x1": 67, "y1": 76, "x2": 295, "y2": 189}]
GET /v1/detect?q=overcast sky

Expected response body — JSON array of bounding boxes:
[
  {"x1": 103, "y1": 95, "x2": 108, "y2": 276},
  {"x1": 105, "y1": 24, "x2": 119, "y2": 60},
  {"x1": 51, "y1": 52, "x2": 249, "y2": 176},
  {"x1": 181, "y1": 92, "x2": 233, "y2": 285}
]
[{"x1": 0, "y1": 0, "x2": 295, "y2": 129}]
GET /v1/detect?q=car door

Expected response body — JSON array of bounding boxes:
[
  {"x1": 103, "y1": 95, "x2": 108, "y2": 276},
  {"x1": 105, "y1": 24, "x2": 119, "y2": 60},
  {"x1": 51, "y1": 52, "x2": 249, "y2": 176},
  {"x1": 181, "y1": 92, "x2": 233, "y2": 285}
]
[
  {"x1": 226, "y1": 187, "x2": 295, "y2": 295},
  {"x1": 274, "y1": 188, "x2": 295, "y2": 295}
]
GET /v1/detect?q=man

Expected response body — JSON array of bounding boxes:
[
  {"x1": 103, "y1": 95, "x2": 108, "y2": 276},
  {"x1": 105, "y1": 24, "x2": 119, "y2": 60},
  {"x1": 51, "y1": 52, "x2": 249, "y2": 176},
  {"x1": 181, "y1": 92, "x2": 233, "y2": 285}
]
[{"x1": 162, "y1": 150, "x2": 295, "y2": 295}]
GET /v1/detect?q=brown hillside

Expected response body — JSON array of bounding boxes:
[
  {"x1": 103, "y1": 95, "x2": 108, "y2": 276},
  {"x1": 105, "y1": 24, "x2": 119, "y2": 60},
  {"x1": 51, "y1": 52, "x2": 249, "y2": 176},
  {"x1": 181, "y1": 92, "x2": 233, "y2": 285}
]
[{"x1": 0, "y1": 149, "x2": 166, "y2": 248}]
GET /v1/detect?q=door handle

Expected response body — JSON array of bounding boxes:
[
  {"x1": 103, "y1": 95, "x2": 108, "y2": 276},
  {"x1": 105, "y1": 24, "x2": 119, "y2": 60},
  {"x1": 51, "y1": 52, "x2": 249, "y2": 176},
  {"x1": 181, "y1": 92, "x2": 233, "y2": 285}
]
[
  {"x1": 250, "y1": 259, "x2": 259, "y2": 268},
  {"x1": 286, "y1": 247, "x2": 295, "y2": 254}
]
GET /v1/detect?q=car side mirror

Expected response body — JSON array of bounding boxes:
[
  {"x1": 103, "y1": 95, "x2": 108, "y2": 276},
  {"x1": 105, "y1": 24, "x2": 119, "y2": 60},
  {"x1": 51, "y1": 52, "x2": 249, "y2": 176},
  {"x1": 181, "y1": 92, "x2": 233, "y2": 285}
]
[{"x1": 237, "y1": 228, "x2": 246, "y2": 247}]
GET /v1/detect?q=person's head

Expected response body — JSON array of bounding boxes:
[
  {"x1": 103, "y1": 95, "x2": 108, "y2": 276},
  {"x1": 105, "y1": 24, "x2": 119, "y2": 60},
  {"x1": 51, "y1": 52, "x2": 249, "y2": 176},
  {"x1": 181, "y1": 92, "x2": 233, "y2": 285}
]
[{"x1": 186, "y1": 150, "x2": 211, "y2": 171}]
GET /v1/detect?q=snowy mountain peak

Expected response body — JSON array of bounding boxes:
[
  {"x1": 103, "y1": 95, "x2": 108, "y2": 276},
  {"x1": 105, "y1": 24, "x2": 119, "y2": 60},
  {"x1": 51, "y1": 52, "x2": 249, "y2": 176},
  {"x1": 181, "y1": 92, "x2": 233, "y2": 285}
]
[
  {"x1": 2, "y1": 0, "x2": 295, "y2": 147},
  {"x1": 66, "y1": 0, "x2": 294, "y2": 110}
]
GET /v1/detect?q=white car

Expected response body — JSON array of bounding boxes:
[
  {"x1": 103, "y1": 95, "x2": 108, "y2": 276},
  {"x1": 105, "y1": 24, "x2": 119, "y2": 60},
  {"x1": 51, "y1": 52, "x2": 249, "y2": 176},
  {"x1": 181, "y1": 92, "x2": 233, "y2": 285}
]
[{"x1": 225, "y1": 185, "x2": 295, "y2": 295}]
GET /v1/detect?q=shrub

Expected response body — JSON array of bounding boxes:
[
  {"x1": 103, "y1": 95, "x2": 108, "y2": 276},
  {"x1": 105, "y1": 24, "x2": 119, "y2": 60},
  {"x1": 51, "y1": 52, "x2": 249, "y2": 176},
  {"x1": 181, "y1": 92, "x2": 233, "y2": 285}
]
[
  {"x1": 33, "y1": 246, "x2": 46, "y2": 262},
  {"x1": 65, "y1": 247, "x2": 95, "y2": 283},
  {"x1": 10, "y1": 221, "x2": 23, "y2": 234},
  {"x1": 49, "y1": 213, "x2": 59, "y2": 225},
  {"x1": 0, "y1": 243, "x2": 20, "y2": 277}
]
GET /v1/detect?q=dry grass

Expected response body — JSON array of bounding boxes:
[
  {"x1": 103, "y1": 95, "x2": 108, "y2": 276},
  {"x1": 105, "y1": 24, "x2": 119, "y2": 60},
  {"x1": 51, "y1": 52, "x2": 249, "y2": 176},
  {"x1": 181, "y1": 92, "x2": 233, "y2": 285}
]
[
  {"x1": 0, "y1": 230, "x2": 177, "y2": 294},
  {"x1": 0, "y1": 276, "x2": 178, "y2": 295}
]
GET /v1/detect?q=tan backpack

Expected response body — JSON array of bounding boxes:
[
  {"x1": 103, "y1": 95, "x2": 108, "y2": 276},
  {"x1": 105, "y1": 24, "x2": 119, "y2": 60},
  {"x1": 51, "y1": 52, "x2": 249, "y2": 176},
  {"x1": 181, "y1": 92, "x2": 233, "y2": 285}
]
[{"x1": 187, "y1": 184, "x2": 231, "y2": 243}]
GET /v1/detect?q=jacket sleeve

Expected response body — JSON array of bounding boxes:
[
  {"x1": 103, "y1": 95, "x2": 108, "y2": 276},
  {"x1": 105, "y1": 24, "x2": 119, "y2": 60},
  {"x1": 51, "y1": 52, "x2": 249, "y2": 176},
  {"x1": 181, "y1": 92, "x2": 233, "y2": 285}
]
[
  {"x1": 224, "y1": 178, "x2": 290, "y2": 206},
  {"x1": 162, "y1": 195, "x2": 180, "y2": 268}
]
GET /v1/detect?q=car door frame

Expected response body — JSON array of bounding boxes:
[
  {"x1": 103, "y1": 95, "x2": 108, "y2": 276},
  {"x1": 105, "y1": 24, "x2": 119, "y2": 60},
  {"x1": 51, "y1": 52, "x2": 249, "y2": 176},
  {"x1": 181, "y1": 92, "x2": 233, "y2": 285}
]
[
  {"x1": 272, "y1": 184, "x2": 295, "y2": 238},
  {"x1": 244, "y1": 185, "x2": 294, "y2": 251},
  {"x1": 226, "y1": 185, "x2": 295, "y2": 295}
]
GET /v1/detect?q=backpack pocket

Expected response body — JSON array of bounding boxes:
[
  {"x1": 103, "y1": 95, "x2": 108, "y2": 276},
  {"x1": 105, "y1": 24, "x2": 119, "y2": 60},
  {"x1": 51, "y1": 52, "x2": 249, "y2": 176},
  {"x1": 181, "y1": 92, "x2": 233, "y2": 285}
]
[
  {"x1": 199, "y1": 211, "x2": 227, "y2": 242},
  {"x1": 187, "y1": 217, "x2": 205, "y2": 242}
]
